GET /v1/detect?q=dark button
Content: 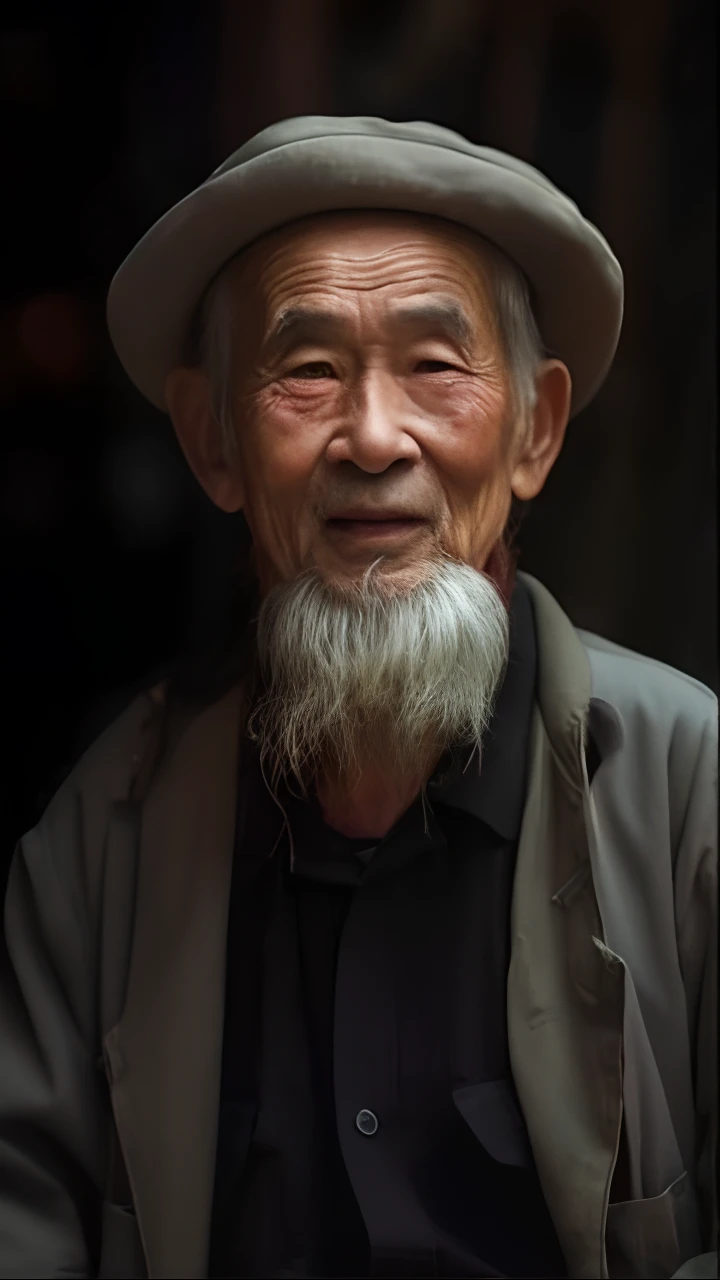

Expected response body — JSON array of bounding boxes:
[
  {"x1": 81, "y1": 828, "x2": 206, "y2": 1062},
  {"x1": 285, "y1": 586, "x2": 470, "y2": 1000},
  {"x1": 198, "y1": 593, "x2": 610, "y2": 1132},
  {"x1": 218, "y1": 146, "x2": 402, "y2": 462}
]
[{"x1": 355, "y1": 1108, "x2": 379, "y2": 1136}]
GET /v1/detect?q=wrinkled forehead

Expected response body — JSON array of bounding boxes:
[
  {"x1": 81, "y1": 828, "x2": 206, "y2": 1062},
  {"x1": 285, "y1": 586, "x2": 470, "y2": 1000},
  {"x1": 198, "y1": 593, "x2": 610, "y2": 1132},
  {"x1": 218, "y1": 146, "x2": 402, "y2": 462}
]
[
  {"x1": 225, "y1": 209, "x2": 500, "y2": 318},
  {"x1": 242, "y1": 208, "x2": 493, "y2": 261}
]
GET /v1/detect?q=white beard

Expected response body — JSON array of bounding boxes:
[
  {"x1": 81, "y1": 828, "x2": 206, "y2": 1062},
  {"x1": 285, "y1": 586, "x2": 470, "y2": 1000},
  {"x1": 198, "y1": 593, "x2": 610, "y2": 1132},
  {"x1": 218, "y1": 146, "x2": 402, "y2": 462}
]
[{"x1": 248, "y1": 554, "x2": 510, "y2": 793}]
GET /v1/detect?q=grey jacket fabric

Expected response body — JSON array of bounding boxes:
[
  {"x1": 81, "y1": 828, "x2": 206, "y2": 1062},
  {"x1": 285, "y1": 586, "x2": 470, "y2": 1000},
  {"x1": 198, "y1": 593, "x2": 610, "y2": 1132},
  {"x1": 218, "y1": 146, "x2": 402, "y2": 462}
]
[{"x1": 0, "y1": 572, "x2": 716, "y2": 1279}]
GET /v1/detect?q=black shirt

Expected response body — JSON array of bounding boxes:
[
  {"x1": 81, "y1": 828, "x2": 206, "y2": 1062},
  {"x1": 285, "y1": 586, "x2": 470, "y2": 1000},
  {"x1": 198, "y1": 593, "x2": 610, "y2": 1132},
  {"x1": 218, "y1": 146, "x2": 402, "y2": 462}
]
[{"x1": 210, "y1": 579, "x2": 567, "y2": 1278}]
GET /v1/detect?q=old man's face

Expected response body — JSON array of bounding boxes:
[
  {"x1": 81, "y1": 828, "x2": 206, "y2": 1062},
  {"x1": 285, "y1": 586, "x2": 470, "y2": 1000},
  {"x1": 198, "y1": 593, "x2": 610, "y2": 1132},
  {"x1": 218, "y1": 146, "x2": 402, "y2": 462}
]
[
  {"x1": 168, "y1": 211, "x2": 570, "y2": 597},
  {"x1": 166, "y1": 212, "x2": 571, "y2": 791}
]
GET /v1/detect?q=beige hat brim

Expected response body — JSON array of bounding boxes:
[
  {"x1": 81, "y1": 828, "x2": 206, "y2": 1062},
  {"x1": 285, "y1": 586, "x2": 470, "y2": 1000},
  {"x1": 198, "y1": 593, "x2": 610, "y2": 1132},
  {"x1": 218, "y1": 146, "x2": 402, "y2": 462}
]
[{"x1": 107, "y1": 127, "x2": 623, "y2": 417}]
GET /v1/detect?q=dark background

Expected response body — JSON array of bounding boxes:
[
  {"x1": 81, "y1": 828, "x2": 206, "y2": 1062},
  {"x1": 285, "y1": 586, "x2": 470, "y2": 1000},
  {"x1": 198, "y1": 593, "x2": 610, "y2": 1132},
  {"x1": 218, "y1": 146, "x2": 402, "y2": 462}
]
[{"x1": 1, "y1": 0, "x2": 716, "y2": 866}]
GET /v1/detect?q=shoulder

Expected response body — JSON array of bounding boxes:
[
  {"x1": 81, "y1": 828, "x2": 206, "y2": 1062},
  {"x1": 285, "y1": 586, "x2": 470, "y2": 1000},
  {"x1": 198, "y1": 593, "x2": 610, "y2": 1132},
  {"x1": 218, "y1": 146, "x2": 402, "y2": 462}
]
[
  {"x1": 577, "y1": 628, "x2": 717, "y2": 732},
  {"x1": 63, "y1": 680, "x2": 170, "y2": 805},
  {"x1": 44, "y1": 668, "x2": 246, "y2": 837},
  {"x1": 577, "y1": 631, "x2": 716, "y2": 831},
  {"x1": 518, "y1": 572, "x2": 715, "y2": 750},
  {"x1": 21, "y1": 685, "x2": 168, "y2": 897},
  {"x1": 577, "y1": 635, "x2": 716, "y2": 905}
]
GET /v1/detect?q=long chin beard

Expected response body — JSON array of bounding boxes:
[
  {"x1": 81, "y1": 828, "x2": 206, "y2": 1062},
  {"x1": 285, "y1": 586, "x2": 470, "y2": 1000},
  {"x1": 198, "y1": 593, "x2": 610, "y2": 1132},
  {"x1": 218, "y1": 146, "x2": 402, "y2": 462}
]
[{"x1": 247, "y1": 554, "x2": 510, "y2": 794}]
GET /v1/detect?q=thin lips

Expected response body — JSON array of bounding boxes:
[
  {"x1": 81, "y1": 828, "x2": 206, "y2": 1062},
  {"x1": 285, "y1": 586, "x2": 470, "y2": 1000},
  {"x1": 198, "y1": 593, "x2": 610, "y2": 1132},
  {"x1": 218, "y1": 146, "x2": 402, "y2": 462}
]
[{"x1": 326, "y1": 510, "x2": 425, "y2": 522}]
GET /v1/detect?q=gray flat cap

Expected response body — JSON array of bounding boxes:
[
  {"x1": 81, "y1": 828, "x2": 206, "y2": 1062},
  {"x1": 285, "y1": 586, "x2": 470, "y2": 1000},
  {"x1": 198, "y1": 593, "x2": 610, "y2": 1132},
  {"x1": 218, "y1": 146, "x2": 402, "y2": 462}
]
[{"x1": 107, "y1": 115, "x2": 624, "y2": 417}]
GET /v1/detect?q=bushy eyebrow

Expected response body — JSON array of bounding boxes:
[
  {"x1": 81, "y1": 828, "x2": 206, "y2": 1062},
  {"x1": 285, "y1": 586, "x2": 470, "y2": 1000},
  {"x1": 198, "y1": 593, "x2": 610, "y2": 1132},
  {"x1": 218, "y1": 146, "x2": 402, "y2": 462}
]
[
  {"x1": 267, "y1": 306, "x2": 339, "y2": 352},
  {"x1": 392, "y1": 300, "x2": 475, "y2": 347},
  {"x1": 265, "y1": 298, "x2": 475, "y2": 354}
]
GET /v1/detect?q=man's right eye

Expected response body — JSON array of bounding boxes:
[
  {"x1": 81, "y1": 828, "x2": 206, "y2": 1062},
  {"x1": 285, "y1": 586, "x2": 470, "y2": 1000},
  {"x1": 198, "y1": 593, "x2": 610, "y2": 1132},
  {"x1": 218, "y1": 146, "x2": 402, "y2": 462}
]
[{"x1": 287, "y1": 362, "x2": 336, "y2": 379}]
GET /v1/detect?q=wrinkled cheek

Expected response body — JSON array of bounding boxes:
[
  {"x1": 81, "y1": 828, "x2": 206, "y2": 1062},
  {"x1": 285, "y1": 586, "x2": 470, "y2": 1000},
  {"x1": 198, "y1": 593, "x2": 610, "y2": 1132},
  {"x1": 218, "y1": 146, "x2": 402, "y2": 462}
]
[
  {"x1": 238, "y1": 479, "x2": 292, "y2": 581},
  {"x1": 441, "y1": 478, "x2": 512, "y2": 571},
  {"x1": 249, "y1": 523, "x2": 303, "y2": 594}
]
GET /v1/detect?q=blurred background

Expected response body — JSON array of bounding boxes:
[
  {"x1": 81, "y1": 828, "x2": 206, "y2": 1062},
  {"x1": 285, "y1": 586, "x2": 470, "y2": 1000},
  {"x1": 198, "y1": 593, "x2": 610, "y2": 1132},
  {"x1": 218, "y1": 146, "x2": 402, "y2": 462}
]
[{"x1": 1, "y1": 0, "x2": 716, "y2": 868}]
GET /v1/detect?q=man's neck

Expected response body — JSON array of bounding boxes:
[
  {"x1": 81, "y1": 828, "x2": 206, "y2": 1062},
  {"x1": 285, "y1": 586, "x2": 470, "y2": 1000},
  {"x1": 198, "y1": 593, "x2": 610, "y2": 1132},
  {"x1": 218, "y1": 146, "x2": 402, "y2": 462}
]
[{"x1": 315, "y1": 757, "x2": 437, "y2": 839}]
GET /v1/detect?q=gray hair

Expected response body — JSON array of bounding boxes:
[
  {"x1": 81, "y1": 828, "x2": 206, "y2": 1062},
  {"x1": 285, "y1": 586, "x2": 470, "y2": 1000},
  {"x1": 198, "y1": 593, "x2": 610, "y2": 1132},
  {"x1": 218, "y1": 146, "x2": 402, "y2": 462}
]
[
  {"x1": 186, "y1": 225, "x2": 546, "y2": 459},
  {"x1": 247, "y1": 553, "x2": 510, "y2": 818}
]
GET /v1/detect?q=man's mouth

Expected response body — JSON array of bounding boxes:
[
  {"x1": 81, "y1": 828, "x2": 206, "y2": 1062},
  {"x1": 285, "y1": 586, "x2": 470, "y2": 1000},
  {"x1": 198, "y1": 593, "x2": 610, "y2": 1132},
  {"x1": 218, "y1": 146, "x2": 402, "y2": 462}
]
[{"x1": 325, "y1": 515, "x2": 427, "y2": 540}]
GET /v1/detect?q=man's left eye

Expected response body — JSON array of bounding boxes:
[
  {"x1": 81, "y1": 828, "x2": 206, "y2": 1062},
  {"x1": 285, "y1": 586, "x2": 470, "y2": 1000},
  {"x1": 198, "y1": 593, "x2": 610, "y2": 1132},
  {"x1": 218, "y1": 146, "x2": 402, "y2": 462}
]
[{"x1": 415, "y1": 359, "x2": 457, "y2": 373}]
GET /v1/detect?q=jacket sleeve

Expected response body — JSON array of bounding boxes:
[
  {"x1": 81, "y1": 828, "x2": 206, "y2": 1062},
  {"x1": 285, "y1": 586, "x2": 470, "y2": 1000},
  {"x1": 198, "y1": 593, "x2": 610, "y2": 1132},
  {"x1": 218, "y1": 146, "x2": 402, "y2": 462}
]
[
  {"x1": 0, "y1": 783, "x2": 110, "y2": 1278},
  {"x1": 672, "y1": 706, "x2": 718, "y2": 1266}
]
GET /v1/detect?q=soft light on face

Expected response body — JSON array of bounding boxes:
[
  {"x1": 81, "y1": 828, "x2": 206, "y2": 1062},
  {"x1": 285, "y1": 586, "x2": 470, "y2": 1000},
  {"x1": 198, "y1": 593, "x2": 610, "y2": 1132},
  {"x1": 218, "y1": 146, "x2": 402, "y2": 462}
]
[
  {"x1": 164, "y1": 212, "x2": 571, "y2": 789},
  {"x1": 220, "y1": 211, "x2": 522, "y2": 594}
]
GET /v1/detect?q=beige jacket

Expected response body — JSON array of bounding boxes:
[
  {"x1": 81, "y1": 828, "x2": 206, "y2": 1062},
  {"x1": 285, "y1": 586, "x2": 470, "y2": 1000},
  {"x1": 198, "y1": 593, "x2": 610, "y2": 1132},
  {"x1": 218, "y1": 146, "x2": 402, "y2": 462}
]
[{"x1": 0, "y1": 573, "x2": 716, "y2": 1279}]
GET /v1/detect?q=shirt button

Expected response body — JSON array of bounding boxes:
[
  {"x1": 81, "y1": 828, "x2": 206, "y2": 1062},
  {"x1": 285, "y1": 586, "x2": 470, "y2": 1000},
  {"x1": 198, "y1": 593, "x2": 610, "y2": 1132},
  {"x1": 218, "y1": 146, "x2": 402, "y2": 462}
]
[{"x1": 355, "y1": 1108, "x2": 379, "y2": 1136}]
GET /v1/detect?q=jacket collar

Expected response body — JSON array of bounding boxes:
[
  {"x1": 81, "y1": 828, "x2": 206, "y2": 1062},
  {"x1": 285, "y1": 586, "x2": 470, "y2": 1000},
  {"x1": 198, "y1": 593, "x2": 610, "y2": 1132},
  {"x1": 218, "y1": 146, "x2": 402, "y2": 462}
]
[{"x1": 518, "y1": 571, "x2": 593, "y2": 789}]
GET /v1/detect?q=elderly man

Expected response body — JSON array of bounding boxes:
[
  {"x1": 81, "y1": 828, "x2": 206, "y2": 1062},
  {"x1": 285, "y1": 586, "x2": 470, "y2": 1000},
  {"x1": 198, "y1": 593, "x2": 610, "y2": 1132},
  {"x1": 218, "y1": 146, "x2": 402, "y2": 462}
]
[{"x1": 0, "y1": 118, "x2": 716, "y2": 1280}]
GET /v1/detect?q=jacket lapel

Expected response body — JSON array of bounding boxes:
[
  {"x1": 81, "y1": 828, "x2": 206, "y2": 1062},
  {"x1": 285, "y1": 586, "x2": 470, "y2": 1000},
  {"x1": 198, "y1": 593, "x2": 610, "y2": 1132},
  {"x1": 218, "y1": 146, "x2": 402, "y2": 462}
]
[
  {"x1": 511, "y1": 575, "x2": 626, "y2": 1279},
  {"x1": 103, "y1": 684, "x2": 245, "y2": 1279}
]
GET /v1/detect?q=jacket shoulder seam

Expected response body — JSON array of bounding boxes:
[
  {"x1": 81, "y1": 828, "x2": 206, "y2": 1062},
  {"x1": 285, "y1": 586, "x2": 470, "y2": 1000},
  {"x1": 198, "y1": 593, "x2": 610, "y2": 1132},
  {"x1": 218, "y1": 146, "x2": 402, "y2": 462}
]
[{"x1": 577, "y1": 630, "x2": 717, "y2": 704}]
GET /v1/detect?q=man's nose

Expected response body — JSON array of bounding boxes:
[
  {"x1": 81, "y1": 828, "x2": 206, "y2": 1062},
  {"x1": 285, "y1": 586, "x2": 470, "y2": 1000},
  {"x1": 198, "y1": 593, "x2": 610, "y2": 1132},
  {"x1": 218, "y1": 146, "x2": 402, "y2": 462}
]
[{"x1": 325, "y1": 370, "x2": 422, "y2": 474}]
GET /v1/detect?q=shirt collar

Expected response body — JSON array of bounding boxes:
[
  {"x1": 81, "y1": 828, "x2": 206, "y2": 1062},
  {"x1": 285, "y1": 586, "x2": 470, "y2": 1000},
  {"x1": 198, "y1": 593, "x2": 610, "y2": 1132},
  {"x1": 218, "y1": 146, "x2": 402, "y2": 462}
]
[{"x1": 425, "y1": 577, "x2": 538, "y2": 843}]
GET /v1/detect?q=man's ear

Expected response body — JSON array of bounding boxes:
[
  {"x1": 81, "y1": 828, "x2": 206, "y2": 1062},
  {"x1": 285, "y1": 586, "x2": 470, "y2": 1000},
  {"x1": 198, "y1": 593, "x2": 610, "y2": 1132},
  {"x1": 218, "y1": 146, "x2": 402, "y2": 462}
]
[
  {"x1": 165, "y1": 367, "x2": 245, "y2": 512},
  {"x1": 510, "y1": 360, "x2": 572, "y2": 502}
]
